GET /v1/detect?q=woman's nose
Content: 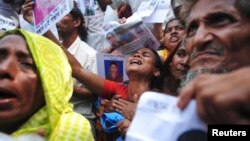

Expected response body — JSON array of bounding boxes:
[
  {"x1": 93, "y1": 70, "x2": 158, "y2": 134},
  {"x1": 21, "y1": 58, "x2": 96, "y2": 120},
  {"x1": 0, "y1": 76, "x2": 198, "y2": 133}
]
[{"x1": 0, "y1": 57, "x2": 17, "y2": 80}]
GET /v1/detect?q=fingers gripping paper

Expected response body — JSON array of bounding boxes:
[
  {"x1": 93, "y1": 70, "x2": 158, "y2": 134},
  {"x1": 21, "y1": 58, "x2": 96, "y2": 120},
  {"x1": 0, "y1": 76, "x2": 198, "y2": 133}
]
[{"x1": 126, "y1": 92, "x2": 207, "y2": 141}]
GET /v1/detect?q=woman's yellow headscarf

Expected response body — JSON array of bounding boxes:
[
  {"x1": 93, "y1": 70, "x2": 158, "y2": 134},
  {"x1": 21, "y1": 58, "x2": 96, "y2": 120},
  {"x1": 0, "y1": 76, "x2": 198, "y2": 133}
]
[{"x1": 2, "y1": 29, "x2": 93, "y2": 141}]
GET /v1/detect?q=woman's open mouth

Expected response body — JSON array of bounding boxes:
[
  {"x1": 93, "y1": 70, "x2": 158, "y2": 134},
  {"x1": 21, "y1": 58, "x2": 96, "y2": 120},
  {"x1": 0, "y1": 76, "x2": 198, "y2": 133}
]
[{"x1": 0, "y1": 88, "x2": 18, "y2": 107}]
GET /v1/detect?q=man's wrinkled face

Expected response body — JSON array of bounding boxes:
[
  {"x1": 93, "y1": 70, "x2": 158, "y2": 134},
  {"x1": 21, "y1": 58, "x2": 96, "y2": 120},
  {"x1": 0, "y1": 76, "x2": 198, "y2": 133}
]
[
  {"x1": 185, "y1": 0, "x2": 250, "y2": 72},
  {"x1": 0, "y1": 35, "x2": 44, "y2": 125}
]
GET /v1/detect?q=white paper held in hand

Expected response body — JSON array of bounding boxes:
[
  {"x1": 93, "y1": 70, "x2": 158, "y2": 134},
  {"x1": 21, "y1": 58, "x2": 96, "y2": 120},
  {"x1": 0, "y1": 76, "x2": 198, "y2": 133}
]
[{"x1": 126, "y1": 91, "x2": 207, "y2": 141}]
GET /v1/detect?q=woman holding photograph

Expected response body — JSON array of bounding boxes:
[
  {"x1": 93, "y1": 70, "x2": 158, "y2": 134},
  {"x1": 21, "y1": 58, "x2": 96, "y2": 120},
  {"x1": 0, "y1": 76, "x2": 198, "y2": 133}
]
[{"x1": 69, "y1": 46, "x2": 164, "y2": 140}]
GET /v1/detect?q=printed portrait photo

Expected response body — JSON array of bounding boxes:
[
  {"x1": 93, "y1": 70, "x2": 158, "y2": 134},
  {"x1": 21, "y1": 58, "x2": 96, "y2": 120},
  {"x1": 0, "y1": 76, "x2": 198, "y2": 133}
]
[{"x1": 104, "y1": 60, "x2": 124, "y2": 83}]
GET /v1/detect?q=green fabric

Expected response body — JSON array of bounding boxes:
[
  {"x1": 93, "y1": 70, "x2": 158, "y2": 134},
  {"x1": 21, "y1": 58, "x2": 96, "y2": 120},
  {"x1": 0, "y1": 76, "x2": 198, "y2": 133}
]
[{"x1": 3, "y1": 29, "x2": 94, "y2": 141}]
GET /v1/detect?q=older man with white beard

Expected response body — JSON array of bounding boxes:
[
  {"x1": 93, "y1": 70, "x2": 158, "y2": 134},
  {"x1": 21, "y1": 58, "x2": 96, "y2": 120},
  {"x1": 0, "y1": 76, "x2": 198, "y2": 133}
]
[{"x1": 177, "y1": 0, "x2": 250, "y2": 124}]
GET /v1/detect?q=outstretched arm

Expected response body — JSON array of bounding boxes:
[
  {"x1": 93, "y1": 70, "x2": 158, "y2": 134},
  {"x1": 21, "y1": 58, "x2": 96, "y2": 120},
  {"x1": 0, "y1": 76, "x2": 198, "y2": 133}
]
[{"x1": 44, "y1": 31, "x2": 105, "y2": 95}]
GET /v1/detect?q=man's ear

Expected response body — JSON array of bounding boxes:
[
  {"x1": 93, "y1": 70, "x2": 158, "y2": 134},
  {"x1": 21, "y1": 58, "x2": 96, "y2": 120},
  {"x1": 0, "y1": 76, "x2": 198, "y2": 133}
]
[
  {"x1": 154, "y1": 69, "x2": 160, "y2": 77},
  {"x1": 73, "y1": 18, "x2": 81, "y2": 28}
]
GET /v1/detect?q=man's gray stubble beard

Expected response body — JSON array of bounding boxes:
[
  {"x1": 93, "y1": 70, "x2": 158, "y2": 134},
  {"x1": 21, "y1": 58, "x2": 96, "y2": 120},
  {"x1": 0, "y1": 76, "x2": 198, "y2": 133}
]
[{"x1": 176, "y1": 67, "x2": 229, "y2": 95}]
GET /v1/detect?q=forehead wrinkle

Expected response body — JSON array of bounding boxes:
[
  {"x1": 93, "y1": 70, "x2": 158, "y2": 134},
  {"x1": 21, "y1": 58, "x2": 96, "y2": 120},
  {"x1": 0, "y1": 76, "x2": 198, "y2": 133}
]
[{"x1": 187, "y1": 0, "x2": 237, "y2": 24}]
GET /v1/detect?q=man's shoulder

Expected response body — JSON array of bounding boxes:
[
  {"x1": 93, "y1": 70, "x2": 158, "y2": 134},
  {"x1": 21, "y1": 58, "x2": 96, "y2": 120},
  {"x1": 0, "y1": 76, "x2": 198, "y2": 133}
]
[{"x1": 77, "y1": 40, "x2": 97, "y2": 54}]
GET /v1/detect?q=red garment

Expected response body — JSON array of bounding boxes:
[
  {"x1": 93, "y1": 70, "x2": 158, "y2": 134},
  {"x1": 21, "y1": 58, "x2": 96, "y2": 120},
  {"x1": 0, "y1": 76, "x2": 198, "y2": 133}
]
[
  {"x1": 101, "y1": 80, "x2": 128, "y2": 100},
  {"x1": 95, "y1": 80, "x2": 128, "y2": 141}
]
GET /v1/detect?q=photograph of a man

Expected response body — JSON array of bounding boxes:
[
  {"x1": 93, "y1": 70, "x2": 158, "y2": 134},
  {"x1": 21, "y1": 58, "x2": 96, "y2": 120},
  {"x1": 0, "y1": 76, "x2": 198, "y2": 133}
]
[
  {"x1": 105, "y1": 60, "x2": 124, "y2": 83},
  {"x1": 106, "y1": 32, "x2": 125, "y2": 49}
]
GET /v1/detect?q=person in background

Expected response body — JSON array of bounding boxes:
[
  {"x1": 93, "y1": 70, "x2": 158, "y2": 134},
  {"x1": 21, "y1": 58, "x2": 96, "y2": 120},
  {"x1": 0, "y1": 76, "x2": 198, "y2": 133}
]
[
  {"x1": 55, "y1": 4, "x2": 98, "y2": 135},
  {"x1": 0, "y1": 0, "x2": 25, "y2": 30},
  {"x1": 158, "y1": 18, "x2": 185, "y2": 62},
  {"x1": 171, "y1": 0, "x2": 182, "y2": 18},
  {"x1": 162, "y1": 41, "x2": 189, "y2": 96},
  {"x1": 0, "y1": 29, "x2": 93, "y2": 141},
  {"x1": 84, "y1": 0, "x2": 113, "y2": 52}
]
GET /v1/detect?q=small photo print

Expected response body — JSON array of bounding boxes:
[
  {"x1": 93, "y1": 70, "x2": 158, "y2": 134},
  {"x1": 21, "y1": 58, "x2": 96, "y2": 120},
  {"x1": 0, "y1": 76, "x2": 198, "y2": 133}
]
[{"x1": 104, "y1": 60, "x2": 124, "y2": 83}]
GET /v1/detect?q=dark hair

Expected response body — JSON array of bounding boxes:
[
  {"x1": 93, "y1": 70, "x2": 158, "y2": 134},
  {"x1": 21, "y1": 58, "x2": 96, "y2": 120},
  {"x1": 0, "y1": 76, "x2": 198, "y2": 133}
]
[
  {"x1": 163, "y1": 40, "x2": 185, "y2": 84},
  {"x1": 106, "y1": 32, "x2": 115, "y2": 38},
  {"x1": 164, "y1": 18, "x2": 185, "y2": 33},
  {"x1": 110, "y1": 61, "x2": 118, "y2": 67},
  {"x1": 3, "y1": 0, "x2": 15, "y2": 4},
  {"x1": 147, "y1": 48, "x2": 164, "y2": 91},
  {"x1": 117, "y1": 4, "x2": 132, "y2": 19},
  {"x1": 165, "y1": 41, "x2": 182, "y2": 71},
  {"x1": 181, "y1": 0, "x2": 250, "y2": 21},
  {"x1": 236, "y1": 0, "x2": 250, "y2": 19},
  {"x1": 70, "y1": 5, "x2": 87, "y2": 42}
]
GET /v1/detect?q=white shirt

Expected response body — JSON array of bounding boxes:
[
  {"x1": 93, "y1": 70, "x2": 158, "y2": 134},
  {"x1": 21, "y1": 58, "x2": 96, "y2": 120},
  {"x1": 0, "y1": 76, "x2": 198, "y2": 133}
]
[
  {"x1": 68, "y1": 36, "x2": 97, "y2": 120},
  {"x1": 68, "y1": 36, "x2": 97, "y2": 75}
]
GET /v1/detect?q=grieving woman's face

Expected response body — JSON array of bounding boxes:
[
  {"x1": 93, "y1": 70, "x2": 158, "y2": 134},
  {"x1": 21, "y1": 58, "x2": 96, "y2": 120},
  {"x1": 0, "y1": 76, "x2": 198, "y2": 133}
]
[
  {"x1": 170, "y1": 46, "x2": 189, "y2": 80},
  {"x1": 0, "y1": 35, "x2": 44, "y2": 125}
]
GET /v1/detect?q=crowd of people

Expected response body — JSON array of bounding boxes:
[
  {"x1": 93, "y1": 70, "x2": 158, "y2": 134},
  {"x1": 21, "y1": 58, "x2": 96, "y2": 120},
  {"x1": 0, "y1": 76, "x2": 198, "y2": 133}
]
[{"x1": 0, "y1": 0, "x2": 250, "y2": 141}]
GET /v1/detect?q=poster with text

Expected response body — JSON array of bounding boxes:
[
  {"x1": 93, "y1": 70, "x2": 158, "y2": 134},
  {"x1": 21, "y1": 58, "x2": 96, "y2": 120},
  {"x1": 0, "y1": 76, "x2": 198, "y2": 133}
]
[{"x1": 33, "y1": 0, "x2": 73, "y2": 34}]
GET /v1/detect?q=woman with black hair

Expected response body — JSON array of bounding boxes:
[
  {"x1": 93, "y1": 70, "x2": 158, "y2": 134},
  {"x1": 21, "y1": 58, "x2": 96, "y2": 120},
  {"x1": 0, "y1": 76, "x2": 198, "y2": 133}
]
[{"x1": 162, "y1": 41, "x2": 189, "y2": 96}]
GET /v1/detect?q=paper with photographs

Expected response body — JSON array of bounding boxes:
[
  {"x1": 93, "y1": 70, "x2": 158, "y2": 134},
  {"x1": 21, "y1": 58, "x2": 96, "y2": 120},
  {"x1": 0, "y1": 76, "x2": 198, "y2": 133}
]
[
  {"x1": 104, "y1": 16, "x2": 160, "y2": 54},
  {"x1": 33, "y1": 0, "x2": 73, "y2": 34},
  {"x1": 126, "y1": 91, "x2": 207, "y2": 141},
  {"x1": 96, "y1": 53, "x2": 129, "y2": 83},
  {"x1": 143, "y1": 0, "x2": 172, "y2": 23},
  {"x1": 75, "y1": 0, "x2": 95, "y2": 16}
]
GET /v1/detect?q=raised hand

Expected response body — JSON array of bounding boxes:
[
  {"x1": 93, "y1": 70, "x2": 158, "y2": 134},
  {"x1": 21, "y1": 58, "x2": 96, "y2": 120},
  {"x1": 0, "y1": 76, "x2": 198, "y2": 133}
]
[
  {"x1": 21, "y1": 0, "x2": 35, "y2": 24},
  {"x1": 177, "y1": 67, "x2": 250, "y2": 124}
]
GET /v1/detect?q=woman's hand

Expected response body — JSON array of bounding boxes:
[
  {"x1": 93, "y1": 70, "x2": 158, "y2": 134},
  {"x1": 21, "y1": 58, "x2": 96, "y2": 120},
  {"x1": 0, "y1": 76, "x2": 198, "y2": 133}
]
[
  {"x1": 113, "y1": 98, "x2": 137, "y2": 120},
  {"x1": 106, "y1": 95, "x2": 122, "y2": 112}
]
